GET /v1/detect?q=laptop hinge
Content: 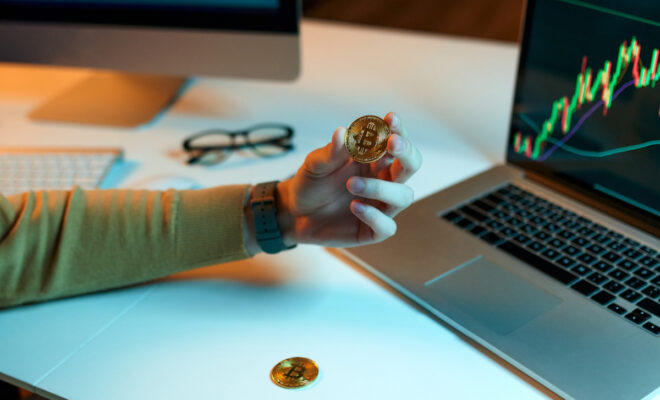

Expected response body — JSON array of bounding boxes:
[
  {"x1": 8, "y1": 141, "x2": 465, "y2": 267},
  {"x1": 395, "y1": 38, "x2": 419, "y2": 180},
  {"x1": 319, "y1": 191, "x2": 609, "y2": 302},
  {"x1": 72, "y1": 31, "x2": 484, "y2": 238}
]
[{"x1": 525, "y1": 171, "x2": 660, "y2": 238}]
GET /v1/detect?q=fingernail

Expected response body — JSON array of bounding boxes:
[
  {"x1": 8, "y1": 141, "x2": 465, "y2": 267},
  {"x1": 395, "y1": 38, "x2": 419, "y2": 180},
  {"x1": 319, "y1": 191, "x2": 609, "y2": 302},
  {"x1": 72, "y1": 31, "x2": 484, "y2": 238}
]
[
  {"x1": 391, "y1": 113, "x2": 400, "y2": 128},
  {"x1": 349, "y1": 177, "x2": 365, "y2": 193},
  {"x1": 352, "y1": 202, "x2": 366, "y2": 213}
]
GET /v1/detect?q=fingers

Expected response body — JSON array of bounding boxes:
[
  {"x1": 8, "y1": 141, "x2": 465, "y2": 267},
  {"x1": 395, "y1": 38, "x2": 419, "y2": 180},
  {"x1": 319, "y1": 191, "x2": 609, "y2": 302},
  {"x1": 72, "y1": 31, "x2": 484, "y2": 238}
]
[
  {"x1": 385, "y1": 112, "x2": 408, "y2": 138},
  {"x1": 302, "y1": 127, "x2": 350, "y2": 177},
  {"x1": 350, "y1": 200, "x2": 397, "y2": 241},
  {"x1": 347, "y1": 176, "x2": 414, "y2": 214},
  {"x1": 387, "y1": 133, "x2": 422, "y2": 183}
]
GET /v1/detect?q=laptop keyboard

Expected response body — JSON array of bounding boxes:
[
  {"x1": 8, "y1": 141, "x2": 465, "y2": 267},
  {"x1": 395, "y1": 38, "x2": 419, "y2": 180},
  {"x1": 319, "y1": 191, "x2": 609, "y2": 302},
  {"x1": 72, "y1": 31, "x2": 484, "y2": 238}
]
[{"x1": 441, "y1": 184, "x2": 660, "y2": 336}]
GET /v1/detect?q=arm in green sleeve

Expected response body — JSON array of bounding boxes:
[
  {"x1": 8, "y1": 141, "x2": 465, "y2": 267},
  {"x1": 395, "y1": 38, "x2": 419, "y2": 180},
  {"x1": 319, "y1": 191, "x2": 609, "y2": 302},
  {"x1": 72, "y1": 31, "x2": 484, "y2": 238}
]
[{"x1": 0, "y1": 185, "x2": 251, "y2": 309}]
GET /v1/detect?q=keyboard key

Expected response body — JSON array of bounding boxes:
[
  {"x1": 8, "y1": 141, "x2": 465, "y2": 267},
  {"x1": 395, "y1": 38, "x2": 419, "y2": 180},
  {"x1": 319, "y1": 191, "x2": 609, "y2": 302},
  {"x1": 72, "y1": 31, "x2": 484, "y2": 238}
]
[
  {"x1": 577, "y1": 253, "x2": 597, "y2": 264},
  {"x1": 572, "y1": 237, "x2": 590, "y2": 247},
  {"x1": 586, "y1": 244, "x2": 606, "y2": 255},
  {"x1": 529, "y1": 216, "x2": 547, "y2": 226},
  {"x1": 603, "y1": 280, "x2": 625, "y2": 294},
  {"x1": 577, "y1": 227, "x2": 595, "y2": 237},
  {"x1": 556, "y1": 256, "x2": 576, "y2": 268},
  {"x1": 527, "y1": 241, "x2": 545, "y2": 252},
  {"x1": 608, "y1": 269, "x2": 630, "y2": 281},
  {"x1": 591, "y1": 234, "x2": 611, "y2": 244},
  {"x1": 571, "y1": 280, "x2": 598, "y2": 296},
  {"x1": 617, "y1": 259, "x2": 638, "y2": 271},
  {"x1": 545, "y1": 223, "x2": 562, "y2": 233},
  {"x1": 442, "y1": 211, "x2": 461, "y2": 221},
  {"x1": 592, "y1": 261, "x2": 613, "y2": 273},
  {"x1": 625, "y1": 309, "x2": 651, "y2": 324},
  {"x1": 548, "y1": 238, "x2": 566, "y2": 249},
  {"x1": 485, "y1": 193, "x2": 507, "y2": 206},
  {"x1": 534, "y1": 231, "x2": 551, "y2": 241},
  {"x1": 481, "y1": 232, "x2": 503, "y2": 245},
  {"x1": 634, "y1": 267, "x2": 655, "y2": 280},
  {"x1": 623, "y1": 238, "x2": 641, "y2": 248},
  {"x1": 623, "y1": 249, "x2": 642, "y2": 260},
  {"x1": 621, "y1": 289, "x2": 642, "y2": 303},
  {"x1": 652, "y1": 276, "x2": 660, "y2": 286},
  {"x1": 541, "y1": 249, "x2": 561, "y2": 260},
  {"x1": 513, "y1": 234, "x2": 531, "y2": 245},
  {"x1": 639, "y1": 245, "x2": 658, "y2": 256},
  {"x1": 461, "y1": 206, "x2": 489, "y2": 222},
  {"x1": 625, "y1": 277, "x2": 647, "y2": 290},
  {"x1": 608, "y1": 231, "x2": 624, "y2": 240},
  {"x1": 642, "y1": 322, "x2": 660, "y2": 335},
  {"x1": 641, "y1": 285, "x2": 660, "y2": 299},
  {"x1": 471, "y1": 200, "x2": 494, "y2": 213},
  {"x1": 470, "y1": 225, "x2": 487, "y2": 236},
  {"x1": 591, "y1": 223, "x2": 607, "y2": 232},
  {"x1": 591, "y1": 290, "x2": 615, "y2": 305},
  {"x1": 499, "y1": 227, "x2": 518, "y2": 237},
  {"x1": 572, "y1": 264, "x2": 591, "y2": 276},
  {"x1": 455, "y1": 217, "x2": 474, "y2": 229},
  {"x1": 639, "y1": 256, "x2": 658, "y2": 268},
  {"x1": 607, "y1": 303, "x2": 627, "y2": 315},
  {"x1": 558, "y1": 230, "x2": 574, "y2": 240},
  {"x1": 602, "y1": 252, "x2": 622, "y2": 263},
  {"x1": 607, "y1": 242, "x2": 627, "y2": 252},
  {"x1": 563, "y1": 245, "x2": 580, "y2": 256},
  {"x1": 637, "y1": 298, "x2": 660, "y2": 318},
  {"x1": 520, "y1": 224, "x2": 538, "y2": 235},
  {"x1": 499, "y1": 241, "x2": 578, "y2": 285},
  {"x1": 509, "y1": 218, "x2": 525, "y2": 227},
  {"x1": 486, "y1": 220, "x2": 505, "y2": 230},
  {"x1": 587, "y1": 272, "x2": 608, "y2": 285}
]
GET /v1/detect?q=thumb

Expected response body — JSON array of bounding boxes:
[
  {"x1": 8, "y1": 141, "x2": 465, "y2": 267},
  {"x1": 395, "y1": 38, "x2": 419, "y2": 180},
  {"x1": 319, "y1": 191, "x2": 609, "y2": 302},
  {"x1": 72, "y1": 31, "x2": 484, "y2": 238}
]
[{"x1": 302, "y1": 127, "x2": 351, "y2": 176}]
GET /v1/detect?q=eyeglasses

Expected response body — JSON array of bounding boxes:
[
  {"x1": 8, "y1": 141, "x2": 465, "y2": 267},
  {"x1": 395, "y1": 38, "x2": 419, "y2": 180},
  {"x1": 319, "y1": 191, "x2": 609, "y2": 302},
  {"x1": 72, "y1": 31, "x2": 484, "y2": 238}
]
[{"x1": 182, "y1": 123, "x2": 294, "y2": 165}]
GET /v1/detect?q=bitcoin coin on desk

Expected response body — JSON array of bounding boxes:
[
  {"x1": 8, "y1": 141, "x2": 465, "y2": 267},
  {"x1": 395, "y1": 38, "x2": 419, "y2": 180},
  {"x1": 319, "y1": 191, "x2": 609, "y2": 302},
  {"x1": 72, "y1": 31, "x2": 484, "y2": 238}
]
[
  {"x1": 270, "y1": 357, "x2": 319, "y2": 389},
  {"x1": 345, "y1": 115, "x2": 391, "y2": 163}
]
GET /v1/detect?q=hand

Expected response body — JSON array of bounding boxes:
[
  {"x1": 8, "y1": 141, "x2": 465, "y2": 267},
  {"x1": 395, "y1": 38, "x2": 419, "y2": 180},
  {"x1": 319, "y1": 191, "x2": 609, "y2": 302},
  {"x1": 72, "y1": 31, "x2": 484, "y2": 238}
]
[{"x1": 276, "y1": 112, "x2": 422, "y2": 248}]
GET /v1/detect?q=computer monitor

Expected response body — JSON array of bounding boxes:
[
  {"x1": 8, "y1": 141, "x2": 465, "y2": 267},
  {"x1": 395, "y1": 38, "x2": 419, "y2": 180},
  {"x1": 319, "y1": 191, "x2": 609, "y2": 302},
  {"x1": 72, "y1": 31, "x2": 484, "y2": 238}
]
[{"x1": 0, "y1": 0, "x2": 300, "y2": 126}]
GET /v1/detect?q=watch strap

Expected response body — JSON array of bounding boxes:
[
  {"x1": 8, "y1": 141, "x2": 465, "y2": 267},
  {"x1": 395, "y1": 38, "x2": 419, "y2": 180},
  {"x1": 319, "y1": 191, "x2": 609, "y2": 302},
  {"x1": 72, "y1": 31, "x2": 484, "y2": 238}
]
[{"x1": 250, "y1": 181, "x2": 295, "y2": 254}]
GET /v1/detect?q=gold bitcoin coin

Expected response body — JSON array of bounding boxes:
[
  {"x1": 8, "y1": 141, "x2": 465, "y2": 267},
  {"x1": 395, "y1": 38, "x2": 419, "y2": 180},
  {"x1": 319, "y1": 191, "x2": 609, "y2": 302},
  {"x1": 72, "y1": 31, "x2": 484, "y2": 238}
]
[
  {"x1": 345, "y1": 115, "x2": 391, "y2": 163},
  {"x1": 270, "y1": 357, "x2": 319, "y2": 389}
]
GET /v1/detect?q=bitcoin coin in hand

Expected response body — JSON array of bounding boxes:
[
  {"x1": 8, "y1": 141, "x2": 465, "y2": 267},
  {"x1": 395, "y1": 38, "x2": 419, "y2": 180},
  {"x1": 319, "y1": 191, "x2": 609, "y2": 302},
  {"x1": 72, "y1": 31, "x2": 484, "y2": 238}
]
[
  {"x1": 270, "y1": 357, "x2": 319, "y2": 389},
  {"x1": 345, "y1": 115, "x2": 391, "y2": 163}
]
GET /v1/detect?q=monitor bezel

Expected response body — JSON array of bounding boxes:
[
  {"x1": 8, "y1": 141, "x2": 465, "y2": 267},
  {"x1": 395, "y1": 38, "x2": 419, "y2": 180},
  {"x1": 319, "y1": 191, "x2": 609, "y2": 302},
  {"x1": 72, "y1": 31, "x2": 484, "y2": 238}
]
[
  {"x1": 507, "y1": 0, "x2": 660, "y2": 237},
  {"x1": 0, "y1": 0, "x2": 298, "y2": 33}
]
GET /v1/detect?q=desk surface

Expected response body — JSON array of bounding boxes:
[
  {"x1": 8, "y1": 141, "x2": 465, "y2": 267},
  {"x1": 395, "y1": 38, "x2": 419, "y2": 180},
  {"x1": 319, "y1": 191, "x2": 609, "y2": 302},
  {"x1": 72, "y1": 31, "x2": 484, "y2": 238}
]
[{"x1": 0, "y1": 20, "x2": 558, "y2": 400}]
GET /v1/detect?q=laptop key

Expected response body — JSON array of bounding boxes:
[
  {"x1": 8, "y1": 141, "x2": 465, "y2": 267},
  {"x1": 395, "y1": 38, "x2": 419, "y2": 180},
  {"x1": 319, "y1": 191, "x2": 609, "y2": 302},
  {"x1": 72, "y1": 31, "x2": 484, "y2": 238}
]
[
  {"x1": 471, "y1": 200, "x2": 494, "y2": 213},
  {"x1": 572, "y1": 264, "x2": 591, "y2": 276},
  {"x1": 442, "y1": 211, "x2": 461, "y2": 222},
  {"x1": 577, "y1": 253, "x2": 597, "y2": 264},
  {"x1": 637, "y1": 298, "x2": 660, "y2": 318},
  {"x1": 639, "y1": 257, "x2": 658, "y2": 268},
  {"x1": 607, "y1": 242, "x2": 627, "y2": 252},
  {"x1": 593, "y1": 261, "x2": 613, "y2": 273},
  {"x1": 642, "y1": 322, "x2": 660, "y2": 335},
  {"x1": 602, "y1": 252, "x2": 622, "y2": 263},
  {"x1": 634, "y1": 267, "x2": 655, "y2": 280},
  {"x1": 499, "y1": 241, "x2": 578, "y2": 285},
  {"x1": 541, "y1": 249, "x2": 561, "y2": 260},
  {"x1": 625, "y1": 309, "x2": 651, "y2": 324},
  {"x1": 514, "y1": 234, "x2": 531, "y2": 245},
  {"x1": 625, "y1": 277, "x2": 646, "y2": 290},
  {"x1": 608, "y1": 269, "x2": 630, "y2": 281},
  {"x1": 621, "y1": 289, "x2": 642, "y2": 303},
  {"x1": 455, "y1": 217, "x2": 474, "y2": 229},
  {"x1": 563, "y1": 245, "x2": 580, "y2": 256},
  {"x1": 481, "y1": 232, "x2": 503, "y2": 245},
  {"x1": 652, "y1": 276, "x2": 660, "y2": 286},
  {"x1": 572, "y1": 237, "x2": 590, "y2": 247},
  {"x1": 461, "y1": 206, "x2": 489, "y2": 222},
  {"x1": 639, "y1": 245, "x2": 658, "y2": 256},
  {"x1": 571, "y1": 280, "x2": 598, "y2": 296},
  {"x1": 618, "y1": 259, "x2": 638, "y2": 271},
  {"x1": 470, "y1": 225, "x2": 487, "y2": 236},
  {"x1": 603, "y1": 280, "x2": 625, "y2": 294},
  {"x1": 557, "y1": 256, "x2": 576, "y2": 268},
  {"x1": 592, "y1": 290, "x2": 615, "y2": 305},
  {"x1": 587, "y1": 272, "x2": 608, "y2": 285},
  {"x1": 534, "y1": 231, "x2": 551, "y2": 241},
  {"x1": 641, "y1": 286, "x2": 660, "y2": 299},
  {"x1": 623, "y1": 248, "x2": 642, "y2": 260},
  {"x1": 607, "y1": 303, "x2": 627, "y2": 315},
  {"x1": 586, "y1": 244, "x2": 606, "y2": 255}
]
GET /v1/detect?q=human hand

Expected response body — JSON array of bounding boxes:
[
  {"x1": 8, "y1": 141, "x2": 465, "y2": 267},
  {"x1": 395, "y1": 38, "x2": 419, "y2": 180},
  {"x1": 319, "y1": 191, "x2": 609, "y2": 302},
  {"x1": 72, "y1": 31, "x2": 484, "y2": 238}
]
[{"x1": 276, "y1": 112, "x2": 422, "y2": 248}]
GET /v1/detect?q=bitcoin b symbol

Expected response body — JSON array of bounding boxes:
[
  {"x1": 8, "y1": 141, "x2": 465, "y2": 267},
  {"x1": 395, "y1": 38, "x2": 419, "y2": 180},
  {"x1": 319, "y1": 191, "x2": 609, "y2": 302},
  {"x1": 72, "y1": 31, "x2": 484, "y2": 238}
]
[{"x1": 284, "y1": 365, "x2": 306, "y2": 380}]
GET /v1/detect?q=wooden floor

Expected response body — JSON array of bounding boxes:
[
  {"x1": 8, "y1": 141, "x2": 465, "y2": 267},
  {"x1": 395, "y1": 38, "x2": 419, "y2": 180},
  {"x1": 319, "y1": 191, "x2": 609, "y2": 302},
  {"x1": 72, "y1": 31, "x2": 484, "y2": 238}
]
[{"x1": 303, "y1": 0, "x2": 525, "y2": 42}]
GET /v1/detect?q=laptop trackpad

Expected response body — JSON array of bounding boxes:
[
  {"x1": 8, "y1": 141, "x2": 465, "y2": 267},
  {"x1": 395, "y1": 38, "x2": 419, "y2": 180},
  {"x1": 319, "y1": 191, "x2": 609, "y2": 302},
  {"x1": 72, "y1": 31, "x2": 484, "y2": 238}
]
[{"x1": 426, "y1": 256, "x2": 561, "y2": 335}]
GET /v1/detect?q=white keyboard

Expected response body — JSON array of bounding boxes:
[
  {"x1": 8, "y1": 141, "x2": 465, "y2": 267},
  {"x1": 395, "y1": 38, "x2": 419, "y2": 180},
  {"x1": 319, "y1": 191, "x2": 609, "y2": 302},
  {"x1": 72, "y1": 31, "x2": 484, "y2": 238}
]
[{"x1": 0, "y1": 148, "x2": 123, "y2": 196}]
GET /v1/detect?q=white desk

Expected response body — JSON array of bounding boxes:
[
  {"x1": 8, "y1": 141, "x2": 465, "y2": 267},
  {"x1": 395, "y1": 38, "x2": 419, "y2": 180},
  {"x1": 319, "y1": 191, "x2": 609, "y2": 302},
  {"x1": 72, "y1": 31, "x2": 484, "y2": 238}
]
[{"x1": 0, "y1": 20, "x2": 557, "y2": 399}]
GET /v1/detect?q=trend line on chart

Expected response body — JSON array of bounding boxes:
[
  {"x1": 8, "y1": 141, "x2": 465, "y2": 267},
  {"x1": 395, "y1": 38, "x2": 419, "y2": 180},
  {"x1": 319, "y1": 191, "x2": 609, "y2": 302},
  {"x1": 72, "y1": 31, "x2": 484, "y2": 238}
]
[{"x1": 513, "y1": 37, "x2": 660, "y2": 160}]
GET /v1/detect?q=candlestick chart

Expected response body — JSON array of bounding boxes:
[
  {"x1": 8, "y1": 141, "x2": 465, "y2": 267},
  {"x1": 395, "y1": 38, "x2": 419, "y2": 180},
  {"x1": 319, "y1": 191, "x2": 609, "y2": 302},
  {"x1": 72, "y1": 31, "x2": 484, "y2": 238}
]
[{"x1": 513, "y1": 37, "x2": 660, "y2": 161}]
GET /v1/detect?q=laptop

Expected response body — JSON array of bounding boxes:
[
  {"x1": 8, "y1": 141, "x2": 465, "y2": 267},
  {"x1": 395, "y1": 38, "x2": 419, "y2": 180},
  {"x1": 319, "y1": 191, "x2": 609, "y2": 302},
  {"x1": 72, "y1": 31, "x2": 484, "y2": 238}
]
[{"x1": 342, "y1": 1, "x2": 660, "y2": 399}]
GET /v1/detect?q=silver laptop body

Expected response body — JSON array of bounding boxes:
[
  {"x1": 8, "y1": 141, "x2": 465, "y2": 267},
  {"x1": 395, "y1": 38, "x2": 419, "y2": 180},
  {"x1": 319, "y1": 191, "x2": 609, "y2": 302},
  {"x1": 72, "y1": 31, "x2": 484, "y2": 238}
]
[{"x1": 342, "y1": 1, "x2": 660, "y2": 399}]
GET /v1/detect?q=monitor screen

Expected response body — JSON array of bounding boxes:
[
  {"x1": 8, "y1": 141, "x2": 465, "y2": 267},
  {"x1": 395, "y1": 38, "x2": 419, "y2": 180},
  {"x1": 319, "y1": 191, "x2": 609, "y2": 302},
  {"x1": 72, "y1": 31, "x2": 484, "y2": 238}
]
[
  {"x1": 0, "y1": 0, "x2": 296, "y2": 32},
  {"x1": 508, "y1": 0, "x2": 660, "y2": 226}
]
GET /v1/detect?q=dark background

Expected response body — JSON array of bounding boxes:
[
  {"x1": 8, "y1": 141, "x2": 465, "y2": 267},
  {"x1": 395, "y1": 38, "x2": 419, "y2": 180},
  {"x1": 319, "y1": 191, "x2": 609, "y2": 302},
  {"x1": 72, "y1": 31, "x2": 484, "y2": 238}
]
[{"x1": 303, "y1": 0, "x2": 525, "y2": 42}]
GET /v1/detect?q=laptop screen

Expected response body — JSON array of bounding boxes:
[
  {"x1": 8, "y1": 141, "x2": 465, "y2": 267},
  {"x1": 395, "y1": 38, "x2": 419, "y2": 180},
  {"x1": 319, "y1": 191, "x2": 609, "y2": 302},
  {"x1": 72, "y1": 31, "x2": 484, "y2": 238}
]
[{"x1": 508, "y1": 0, "x2": 660, "y2": 231}]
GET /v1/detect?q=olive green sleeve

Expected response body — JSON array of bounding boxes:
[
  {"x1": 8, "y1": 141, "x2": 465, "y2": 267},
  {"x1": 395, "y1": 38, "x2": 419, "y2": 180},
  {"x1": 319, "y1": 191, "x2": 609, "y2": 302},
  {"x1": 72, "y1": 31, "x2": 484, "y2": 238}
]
[{"x1": 0, "y1": 185, "x2": 251, "y2": 308}]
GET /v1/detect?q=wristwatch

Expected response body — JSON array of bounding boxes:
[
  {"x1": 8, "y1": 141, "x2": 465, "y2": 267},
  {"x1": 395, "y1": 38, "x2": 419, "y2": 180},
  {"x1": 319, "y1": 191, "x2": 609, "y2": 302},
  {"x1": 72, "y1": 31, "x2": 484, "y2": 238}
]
[{"x1": 250, "y1": 181, "x2": 296, "y2": 254}]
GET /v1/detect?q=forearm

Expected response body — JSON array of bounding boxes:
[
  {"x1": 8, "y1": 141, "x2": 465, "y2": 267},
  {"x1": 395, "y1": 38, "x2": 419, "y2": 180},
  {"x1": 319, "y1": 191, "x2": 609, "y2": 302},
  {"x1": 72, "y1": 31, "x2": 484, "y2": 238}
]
[{"x1": 0, "y1": 185, "x2": 250, "y2": 308}]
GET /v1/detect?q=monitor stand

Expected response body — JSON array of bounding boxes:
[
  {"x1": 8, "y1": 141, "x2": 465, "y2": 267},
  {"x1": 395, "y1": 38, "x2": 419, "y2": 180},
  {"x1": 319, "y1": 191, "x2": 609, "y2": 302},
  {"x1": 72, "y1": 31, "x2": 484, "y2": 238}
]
[{"x1": 29, "y1": 72, "x2": 188, "y2": 128}]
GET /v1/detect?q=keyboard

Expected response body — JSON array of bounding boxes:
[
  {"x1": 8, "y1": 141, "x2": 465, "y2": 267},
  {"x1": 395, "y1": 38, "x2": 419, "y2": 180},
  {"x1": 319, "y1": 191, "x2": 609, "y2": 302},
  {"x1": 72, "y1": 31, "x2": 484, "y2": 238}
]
[
  {"x1": 442, "y1": 183, "x2": 660, "y2": 336},
  {"x1": 0, "y1": 148, "x2": 122, "y2": 196}
]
